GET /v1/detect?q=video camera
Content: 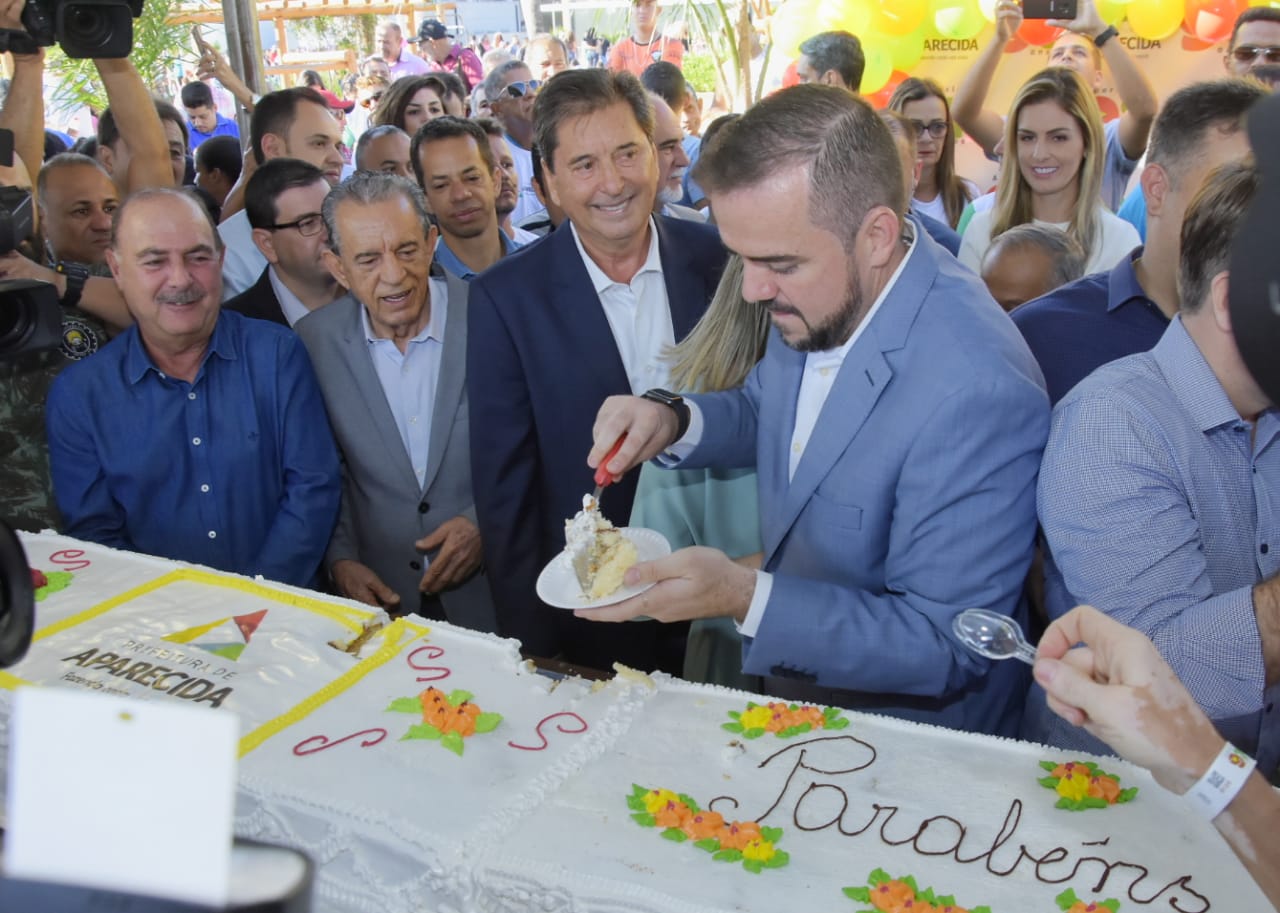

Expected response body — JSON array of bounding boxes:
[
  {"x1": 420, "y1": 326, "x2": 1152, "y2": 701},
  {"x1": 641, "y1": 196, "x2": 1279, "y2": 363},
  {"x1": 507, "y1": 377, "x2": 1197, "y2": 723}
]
[
  {"x1": 0, "y1": 0, "x2": 143, "y2": 58},
  {"x1": 0, "y1": 128, "x2": 62, "y2": 360}
]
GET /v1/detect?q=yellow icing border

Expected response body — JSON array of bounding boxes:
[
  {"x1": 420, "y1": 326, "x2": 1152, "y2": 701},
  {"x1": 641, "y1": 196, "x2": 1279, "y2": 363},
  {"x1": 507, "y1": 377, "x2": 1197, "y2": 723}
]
[
  {"x1": 6, "y1": 566, "x2": 431, "y2": 757},
  {"x1": 237, "y1": 617, "x2": 430, "y2": 757}
]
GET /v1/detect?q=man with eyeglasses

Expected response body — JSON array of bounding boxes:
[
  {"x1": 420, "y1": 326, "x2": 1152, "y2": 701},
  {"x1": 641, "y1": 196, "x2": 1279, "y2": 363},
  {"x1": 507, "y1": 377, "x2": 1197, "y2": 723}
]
[
  {"x1": 226, "y1": 159, "x2": 342, "y2": 327},
  {"x1": 953, "y1": 0, "x2": 1159, "y2": 212},
  {"x1": 1227, "y1": 7, "x2": 1280, "y2": 76},
  {"x1": 46, "y1": 187, "x2": 341, "y2": 587},
  {"x1": 217, "y1": 87, "x2": 346, "y2": 300},
  {"x1": 483, "y1": 60, "x2": 543, "y2": 224}
]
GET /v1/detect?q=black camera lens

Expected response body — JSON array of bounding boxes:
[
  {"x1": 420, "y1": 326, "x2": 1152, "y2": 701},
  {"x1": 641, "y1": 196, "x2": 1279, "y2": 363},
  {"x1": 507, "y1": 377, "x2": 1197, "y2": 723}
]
[{"x1": 62, "y1": 3, "x2": 117, "y2": 53}]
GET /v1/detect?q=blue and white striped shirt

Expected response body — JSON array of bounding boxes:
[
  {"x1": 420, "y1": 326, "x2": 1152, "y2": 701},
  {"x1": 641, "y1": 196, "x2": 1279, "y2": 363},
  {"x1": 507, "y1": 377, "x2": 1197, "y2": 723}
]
[{"x1": 1024, "y1": 317, "x2": 1280, "y2": 774}]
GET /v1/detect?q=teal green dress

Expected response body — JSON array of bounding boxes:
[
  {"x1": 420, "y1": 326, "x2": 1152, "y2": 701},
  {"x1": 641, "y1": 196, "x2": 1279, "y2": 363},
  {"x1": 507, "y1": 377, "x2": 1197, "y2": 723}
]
[{"x1": 629, "y1": 463, "x2": 763, "y2": 691}]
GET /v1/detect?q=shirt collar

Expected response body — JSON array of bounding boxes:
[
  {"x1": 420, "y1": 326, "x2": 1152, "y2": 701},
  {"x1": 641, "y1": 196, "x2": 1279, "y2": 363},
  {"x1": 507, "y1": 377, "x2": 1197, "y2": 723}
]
[
  {"x1": 569, "y1": 216, "x2": 663, "y2": 295},
  {"x1": 1106, "y1": 246, "x2": 1155, "y2": 313},
  {"x1": 359, "y1": 279, "x2": 447, "y2": 345},
  {"x1": 433, "y1": 233, "x2": 513, "y2": 281},
  {"x1": 807, "y1": 219, "x2": 919, "y2": 370},
  {"x1": 267, "y1": 266, "x2": 314, "y2": 327},
  {"x1": 1152, "y1": 316, "x2": 1242, "y2": 433},
  {"x1": 125, "y1": 309, "x2": 238, "y2": 385}
]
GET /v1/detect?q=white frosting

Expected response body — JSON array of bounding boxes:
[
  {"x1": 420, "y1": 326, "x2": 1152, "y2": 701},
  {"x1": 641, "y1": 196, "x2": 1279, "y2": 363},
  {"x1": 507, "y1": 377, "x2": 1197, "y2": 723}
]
[{"x1": 2, "y1": 534, "x2": 1266, "y2": 913}]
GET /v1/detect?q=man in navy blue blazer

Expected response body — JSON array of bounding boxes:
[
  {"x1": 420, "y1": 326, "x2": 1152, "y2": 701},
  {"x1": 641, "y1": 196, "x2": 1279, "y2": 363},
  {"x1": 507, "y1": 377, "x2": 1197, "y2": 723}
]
[
  {"x1": 467, "y1": 69, "x2": 726, "y2": 670},
  {"x1": 585, "y1": 86, "x2": 1049, "y2": 737}
]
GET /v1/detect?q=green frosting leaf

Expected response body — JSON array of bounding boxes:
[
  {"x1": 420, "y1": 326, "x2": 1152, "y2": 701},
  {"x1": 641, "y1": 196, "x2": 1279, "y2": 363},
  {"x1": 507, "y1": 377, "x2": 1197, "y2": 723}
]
[
  {"x1": 626, "y1": 795, "x2": 647, "y2": 813},
  {"x1": 402, "y1": 723, "x2": 442, "y2": 741},
  {"x1": 728, "y1": 710, "x2": 741, "y2": 720},
  {"x1": 765, "y1": 850, "x2": 789, "y2": 868},
  {"x1": 1083, "y1": 797, "x2": 1108, "y2": 809},
  {"x1": 33, "y1": 571, "x2": 73, "y2": 601},
  {"x1": 713, "y1": 849, "x2": 743, "y2": 863},
  {"x1": 1119, "y1": 786, "x2": 1139, "y2": 803},
  {"x1": 743, "y1": 727, "x2": 766, "y2": 739},
  {"x1": 446, "y1": 689, "x2": 474, "y2": 707},
  {"x1": 386, "y1": 697, "x2": 421, "y2": 714},
  {"x1": 918, "y1": 885, "x2": 936, "y2": 902},
  {"x1": 868, "y1": 868, "x2": 892, "y2": 886},
  {"x1": 1100, "y1": 900, "x2": 1121, "y2": 912},
  {"x1": 1056, "y1": 889, "x2": 1080, "y2": 910},
  {"x1": 760, "y1": 826, "x2": 783, "y2": 844},
  {"x1": 742, "y1": 859, "x2": 764, "y2": 874},
  {"x1": 631, "y1": 812, "x2": 656, "y2": 827},
  {"x1": 827, "y1": 717, "x2": 850, "y2": 730},
  {"x1": 903, "y1": 875, "x2": 920, "y2": 893},
  {"x1": 843, "y1": 886, "x2": 871, "y2": 902},
  {"x1": 745, "y1": 701, "x2": 759, "y2": 709},
  {"x1": 936, "y1": 895, "x2": 956, "y2": 906},
  {"x1": 660, "y1": 828, "x2": 687, "y2": 843},
  {"x1": 1039, "y1": 776, "x2": 1061, "y2": 788},
  {"x1": 973, "y1": 907, "x2": 993, "y2": 913},
  {"x1": 677, "y1": 793, "x2": 700, "y2": 813},
  {"x1": 1040, "y1": 760, "x2": 1060, "y2": 772},
  {"x1": 722, "y1": 722, "x2": 745, "y2": 733},
  {"x1": 694, "y1": 838, "x2": 720, "y2": 853},
  {"x1": 473, "y1": 712, "x2": 502, "y2": 733},
  {"x1": 440, "y1": 731, "x2": 465, "y2": 756}
]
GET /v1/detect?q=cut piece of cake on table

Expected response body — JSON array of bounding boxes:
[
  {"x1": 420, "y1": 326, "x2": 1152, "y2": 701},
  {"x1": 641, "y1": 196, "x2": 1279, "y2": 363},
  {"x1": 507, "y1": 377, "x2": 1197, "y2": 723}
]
[{"x1": 564, "y1": 494, "x2": 638, "y2": 600}]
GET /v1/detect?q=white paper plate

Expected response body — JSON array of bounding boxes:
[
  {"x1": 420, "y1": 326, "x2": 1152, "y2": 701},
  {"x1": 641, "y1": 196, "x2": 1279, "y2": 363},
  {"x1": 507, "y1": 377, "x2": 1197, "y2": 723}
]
[{"x1": 536, "y1": 527, "x2": 672, "y2": 610}]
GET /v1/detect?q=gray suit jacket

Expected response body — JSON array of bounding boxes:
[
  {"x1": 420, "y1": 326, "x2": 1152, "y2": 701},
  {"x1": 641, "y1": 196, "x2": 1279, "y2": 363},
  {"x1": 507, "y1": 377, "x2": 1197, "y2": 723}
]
[{"x1": 294, "y1": 277, "x2": 496, "y2": 632}]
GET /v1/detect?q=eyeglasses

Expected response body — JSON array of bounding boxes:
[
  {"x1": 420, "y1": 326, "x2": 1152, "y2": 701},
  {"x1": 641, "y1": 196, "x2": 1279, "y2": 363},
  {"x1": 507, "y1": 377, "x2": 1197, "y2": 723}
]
[
  {"x1": 503, "y1": 79, "x2": 541, "y2": 98},
  {"x1": 361, "y1": 92, "x2": 385, "y2": 109},
  {"x1": 1231, "y1": 45, "x2": 1280, "y2": 65},
  {"x1": 268, "y1": 213, "x2": 325, "y2": 237},
  {"x1": 909, "y1": 119, "x2": 950, "y2": 140}
]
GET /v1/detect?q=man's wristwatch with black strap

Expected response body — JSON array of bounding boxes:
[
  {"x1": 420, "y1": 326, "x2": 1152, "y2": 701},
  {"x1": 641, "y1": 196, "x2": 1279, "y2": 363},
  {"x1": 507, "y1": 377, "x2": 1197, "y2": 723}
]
[
  {"x1": 1093, "y1": 25, "x2": 1119, "y2": 48},
  {"x1": 55, "y1": 261, "x2": 89, "y2": 310},
  {"x1": 641, "y1": 388, "x2": 691, "y2": 443}
]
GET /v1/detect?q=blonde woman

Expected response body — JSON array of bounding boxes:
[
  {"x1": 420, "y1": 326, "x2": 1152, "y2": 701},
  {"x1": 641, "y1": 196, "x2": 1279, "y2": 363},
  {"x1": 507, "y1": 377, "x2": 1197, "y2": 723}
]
[
  {"x1": 959, "y1": 68, "x2": 1139, "y2": 275},
  {"x1": 629, "y1": 255, "x2": 769, "y2": 689}
]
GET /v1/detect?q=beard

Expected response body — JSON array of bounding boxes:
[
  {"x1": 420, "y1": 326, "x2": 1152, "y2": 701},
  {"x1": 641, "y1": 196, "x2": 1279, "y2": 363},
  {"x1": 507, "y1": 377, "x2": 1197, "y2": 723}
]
[
  {"x1": 657, "y1": 167, "x2": 685, "y2": 206},
  {"x1": 763, "y1": 278, "x2": 864, "y2": 353}
]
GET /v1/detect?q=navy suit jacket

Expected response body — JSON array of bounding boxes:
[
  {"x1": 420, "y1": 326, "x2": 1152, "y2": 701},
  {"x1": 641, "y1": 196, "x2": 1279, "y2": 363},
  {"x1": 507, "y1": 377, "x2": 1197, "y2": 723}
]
[
  {"x1": 683, "y1": 229, "x2": 1049, "y2": 736},
  {"x1": 468, "y1": 216, "x2": 726, "y2": 664},
  {"x1": 225, "y1": 267, "x2": 288, "y2": 327}
]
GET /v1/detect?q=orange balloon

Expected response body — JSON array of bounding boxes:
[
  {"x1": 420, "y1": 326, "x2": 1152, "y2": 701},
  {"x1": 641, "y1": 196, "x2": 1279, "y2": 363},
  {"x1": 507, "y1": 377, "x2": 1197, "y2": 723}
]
[
  {"x1": 1183, "y1": 0, "x2": 1248, "y2": 43},
  {"x1": 1016, "y1": 18, "x2": 1064, "y2": 45}
]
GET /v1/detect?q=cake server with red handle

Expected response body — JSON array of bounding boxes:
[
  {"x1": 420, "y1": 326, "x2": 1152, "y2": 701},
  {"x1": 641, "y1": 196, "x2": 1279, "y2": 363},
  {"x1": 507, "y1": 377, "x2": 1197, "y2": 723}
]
[{"x1": 592, "y1": 433, "x2": 628, "y2": 502}]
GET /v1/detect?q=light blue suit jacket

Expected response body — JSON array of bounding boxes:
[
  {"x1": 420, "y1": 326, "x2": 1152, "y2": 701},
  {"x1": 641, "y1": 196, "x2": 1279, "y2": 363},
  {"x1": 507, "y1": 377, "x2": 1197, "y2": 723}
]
[{"x1": 682, "y1": 229, "x2": 1049, "y2": 736}]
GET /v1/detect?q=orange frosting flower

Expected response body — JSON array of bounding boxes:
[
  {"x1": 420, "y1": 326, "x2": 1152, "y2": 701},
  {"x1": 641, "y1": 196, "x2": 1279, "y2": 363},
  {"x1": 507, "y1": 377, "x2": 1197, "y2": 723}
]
[
  {"x1": 682, "y1": 809, "x2": 725, "y2": 840},
  {"x1": 716, "y1": 820, "x2": 763, "y2": 851},
  {"x1": 1088, "y1": 775, "x2": 1122, "y2": 803},
  {"x1": 869, "y1": 880, "x2": 916, "y2": 911},
  {"x1": 654, "y1": 799, "x2": 693, "y2": 829}
]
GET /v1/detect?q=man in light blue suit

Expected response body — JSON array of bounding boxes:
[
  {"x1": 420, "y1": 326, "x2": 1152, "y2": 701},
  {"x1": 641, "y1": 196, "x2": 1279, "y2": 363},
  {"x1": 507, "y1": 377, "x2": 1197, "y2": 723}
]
[{"x1": 585, "y1": 85, "x2": 1050, "y2": 736}]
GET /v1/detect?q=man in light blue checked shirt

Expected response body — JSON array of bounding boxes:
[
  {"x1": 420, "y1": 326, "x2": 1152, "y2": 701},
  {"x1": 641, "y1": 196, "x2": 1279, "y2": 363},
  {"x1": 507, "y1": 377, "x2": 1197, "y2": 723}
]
[{"x1": 1023, "y1": 160, "x2": 1280, "y2": 775}]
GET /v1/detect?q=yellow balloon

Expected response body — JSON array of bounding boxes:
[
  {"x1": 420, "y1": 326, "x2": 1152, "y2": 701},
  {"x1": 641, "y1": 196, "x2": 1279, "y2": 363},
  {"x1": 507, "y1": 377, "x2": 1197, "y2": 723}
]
[
  {"x1": 933, "y1": 0, "x2": 987, "y2": 39},
  {"x1": 772, "y1": 0, "x2": 822, "y2": 58},
  {"x1": 1125, "y1": 0, "x2": 1184, "y2": 39},
  {"x1": 818, "y1": 0, "x2": 872, "y2": 35},
  {"x1": 1249, "y1": 0, "x2": 1280, "y2": 7},
  {"x1": 1093, "y1": 0, "x2": 1129, "y2": 23},
  {"x1": 978, "y1": 0, "x2": 998, "y2": 22},
  {"x1": 883, "y1": 24, "x2": 928, "y2": 71},
  {"x1": 874, "y1": 0, "x2": 929, "y2": 36},
  {"x1": 860, "y1": 43, "x2": 895, "y2": 94}
]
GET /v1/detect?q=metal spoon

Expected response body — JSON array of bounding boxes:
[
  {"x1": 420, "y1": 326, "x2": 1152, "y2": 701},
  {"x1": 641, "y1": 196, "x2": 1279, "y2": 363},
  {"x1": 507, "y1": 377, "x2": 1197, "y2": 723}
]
[{"x1": 952, "y1": 608, "x2": 1038, "y2": 666}]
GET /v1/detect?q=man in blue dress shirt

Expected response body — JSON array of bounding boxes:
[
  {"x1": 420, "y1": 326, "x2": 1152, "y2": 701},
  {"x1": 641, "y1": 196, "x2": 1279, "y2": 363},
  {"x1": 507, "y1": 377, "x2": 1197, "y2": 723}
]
[
  {"x1": 1026, "y1": 161, "x2": 1280, "y2": 776},
  {"x1": 46, "y1": 188, "x2": 341, "y2": 587},
  {"x1": 181, "y1": 82, "x2": 241, "y2": 151}
]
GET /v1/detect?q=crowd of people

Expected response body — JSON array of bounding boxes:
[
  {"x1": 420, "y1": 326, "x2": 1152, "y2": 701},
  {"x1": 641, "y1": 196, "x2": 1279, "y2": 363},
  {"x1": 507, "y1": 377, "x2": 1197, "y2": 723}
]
[{"x1": 2, "y1": 0, "x2": 1280, "y2": 894}]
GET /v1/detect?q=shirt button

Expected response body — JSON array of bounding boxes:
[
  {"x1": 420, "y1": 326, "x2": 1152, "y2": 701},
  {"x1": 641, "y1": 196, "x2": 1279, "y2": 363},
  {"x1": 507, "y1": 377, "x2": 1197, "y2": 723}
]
[
  {"x1": 820, "y1": 367, "x2": 831, "y2": 377},
  {"x1": 409, "y1": 560, "x2": 422, "y2": 571},
  {"x1": 1263, "y1": 543, "x2": 1271, "y2": 555},
  {"x1": 418, "y1": 501, "x2": 430, "y2": 514},
  {"x1": 188, "y1": 392, "x2": 196, "y2": 401},
  {"x1": 208, "y1": 530, "x2": 217, "y2": 539},
  {"x1": 200, "y1": 484, "x2": 210, "y2": 493},
  {"x1": 192, "y1": 437, "x2": 202, "y2": 446},
  {"x1": 792, "y1": 442, "x2": 802, "y2": 453}
]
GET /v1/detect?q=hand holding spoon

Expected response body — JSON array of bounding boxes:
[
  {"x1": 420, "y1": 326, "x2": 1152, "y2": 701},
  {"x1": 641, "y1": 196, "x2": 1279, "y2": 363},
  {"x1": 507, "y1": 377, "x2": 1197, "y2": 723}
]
[{"x1": 952, "y1": 608, "x2": 1038, "y2": 666}]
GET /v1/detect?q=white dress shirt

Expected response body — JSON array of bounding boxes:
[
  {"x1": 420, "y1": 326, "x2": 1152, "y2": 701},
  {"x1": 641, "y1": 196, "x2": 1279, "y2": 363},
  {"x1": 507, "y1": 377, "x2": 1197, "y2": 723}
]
[
  {"x1": 217, "y1": 210, "x2": 268, "y2": 301},
  {"x1": 570, "y1": 217, "x2": 675, "y2": 395},
  {"x1": 360, "y1": 277, "x2": 448, "y2": 489},
  {"x1": 267, "y1": 266, "x2": 315, "y2": 328}
]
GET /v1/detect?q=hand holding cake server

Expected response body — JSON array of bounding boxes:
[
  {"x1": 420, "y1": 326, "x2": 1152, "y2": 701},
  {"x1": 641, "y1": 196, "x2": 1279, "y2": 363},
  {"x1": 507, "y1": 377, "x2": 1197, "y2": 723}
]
[{"x1": 580, "y1": 85, "x2": 1050, "y2": 739}]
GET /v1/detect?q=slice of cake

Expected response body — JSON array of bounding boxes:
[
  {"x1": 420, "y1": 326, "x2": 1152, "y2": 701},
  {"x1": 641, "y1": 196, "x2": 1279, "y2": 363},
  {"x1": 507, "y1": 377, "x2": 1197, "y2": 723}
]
[{"x1": 564, "y1": 494, "x2": 638, "y2": 600}]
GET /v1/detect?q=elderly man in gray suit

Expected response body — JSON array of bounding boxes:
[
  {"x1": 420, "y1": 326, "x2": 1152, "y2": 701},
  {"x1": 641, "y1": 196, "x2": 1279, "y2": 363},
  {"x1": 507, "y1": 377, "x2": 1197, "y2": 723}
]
[{"x1": 295, "y1": 172, "x2": 496, "y2": 631}]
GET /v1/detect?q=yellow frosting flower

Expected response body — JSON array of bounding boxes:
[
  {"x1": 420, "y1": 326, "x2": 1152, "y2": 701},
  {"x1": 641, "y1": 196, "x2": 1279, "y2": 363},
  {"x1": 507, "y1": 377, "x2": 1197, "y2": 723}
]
[
  {"x1": 741, "y1": 838, "x2": 776, "y2": 863},
  {"x1": 739, "y1": 705, "x2": 774, "y2": 730},
  {"x1": 1055, "y1": 770, "x2": 1092, "y2": 802},
  {"x1": 643, "y1": 788, "x2": 680, "y2": 815}
]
